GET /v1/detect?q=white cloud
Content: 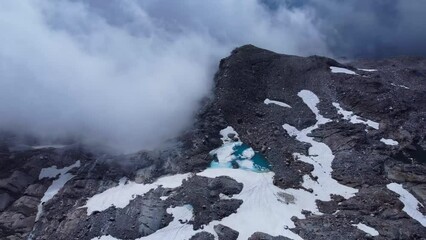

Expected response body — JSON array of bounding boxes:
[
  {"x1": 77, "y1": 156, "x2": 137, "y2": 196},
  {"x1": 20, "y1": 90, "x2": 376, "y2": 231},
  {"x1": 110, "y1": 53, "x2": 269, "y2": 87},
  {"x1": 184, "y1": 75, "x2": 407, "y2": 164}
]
[{"x1": 0, "y1": 0, "x2": 328, "y2": 152}]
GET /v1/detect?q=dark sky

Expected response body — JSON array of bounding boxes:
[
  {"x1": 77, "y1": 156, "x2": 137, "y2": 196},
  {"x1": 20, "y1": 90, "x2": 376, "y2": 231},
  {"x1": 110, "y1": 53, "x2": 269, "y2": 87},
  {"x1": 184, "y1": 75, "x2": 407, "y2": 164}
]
[{"x1": 274, "y1": 0, "x2": 426, "y2": 58}]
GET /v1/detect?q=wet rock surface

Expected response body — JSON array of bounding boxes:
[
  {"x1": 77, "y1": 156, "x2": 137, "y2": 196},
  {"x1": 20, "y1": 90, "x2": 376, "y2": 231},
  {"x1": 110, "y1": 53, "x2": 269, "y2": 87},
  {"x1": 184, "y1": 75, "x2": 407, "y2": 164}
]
[{"x1": 1, "y1": 45, "x2": 426, "y2": 239}]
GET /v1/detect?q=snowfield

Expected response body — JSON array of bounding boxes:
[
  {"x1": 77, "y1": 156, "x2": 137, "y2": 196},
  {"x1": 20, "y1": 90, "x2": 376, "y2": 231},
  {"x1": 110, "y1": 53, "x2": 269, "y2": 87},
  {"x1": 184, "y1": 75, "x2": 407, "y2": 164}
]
[
  {"x1": 36, "y1": 160, "x2": 81, "y2": 221},
  {"x1": 84, "y1": 173, "x2": 191, "y2": 215}
]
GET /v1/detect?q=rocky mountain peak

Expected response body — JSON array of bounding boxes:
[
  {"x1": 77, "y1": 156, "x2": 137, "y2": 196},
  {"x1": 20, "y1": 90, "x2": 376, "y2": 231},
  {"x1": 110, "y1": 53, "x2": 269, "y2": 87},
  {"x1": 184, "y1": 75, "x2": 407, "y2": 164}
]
[{"x1": 1, "y1": 45, "x2": 425, "y2": 240}]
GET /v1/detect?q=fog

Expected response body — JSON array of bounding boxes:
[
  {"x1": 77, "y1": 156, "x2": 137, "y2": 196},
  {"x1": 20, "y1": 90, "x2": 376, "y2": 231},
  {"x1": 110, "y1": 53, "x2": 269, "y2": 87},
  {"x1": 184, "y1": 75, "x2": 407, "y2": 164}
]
[{"x1": 0, "y1": 0, "x2": 327, "y2": 152}]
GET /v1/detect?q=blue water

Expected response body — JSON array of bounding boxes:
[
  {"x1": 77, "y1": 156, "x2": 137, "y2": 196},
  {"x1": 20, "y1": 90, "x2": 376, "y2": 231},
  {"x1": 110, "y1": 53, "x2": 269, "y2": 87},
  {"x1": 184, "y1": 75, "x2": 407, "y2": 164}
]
[{"x1": 210, "y1": 143, "x2": 271, "y2": 172}]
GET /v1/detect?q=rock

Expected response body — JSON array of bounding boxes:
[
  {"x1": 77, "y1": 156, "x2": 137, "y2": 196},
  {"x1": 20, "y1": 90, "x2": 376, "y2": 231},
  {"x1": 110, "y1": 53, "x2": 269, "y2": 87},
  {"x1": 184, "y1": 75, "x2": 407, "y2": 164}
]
[
  {"x1": 410, "y1": 183, "x2": 426, "y2": 206},
  {"x1": 227, "y1": 133, "x2": 236, "y2": 139},
  {"x1": 249, "y1": 232, "x2": 292, "y2": 240},
  {"x1": 385, "y1": 163, "x2": 426, "y2": 183},
  {"x1": 277, "y1": 192, "x2": 295, "y2": 204},
  {"x1": 214, "y1": 224, "x2": 239, "y2": 240},
  {"x1": 0, "y1": 192, "x2": 14, "y2": 211},
  {"x1": 190, "y1": 232, "x2": 215, "y2": 240},
  {"x1": 0, "y1": 171, "x2": 35, "y2": 194}
]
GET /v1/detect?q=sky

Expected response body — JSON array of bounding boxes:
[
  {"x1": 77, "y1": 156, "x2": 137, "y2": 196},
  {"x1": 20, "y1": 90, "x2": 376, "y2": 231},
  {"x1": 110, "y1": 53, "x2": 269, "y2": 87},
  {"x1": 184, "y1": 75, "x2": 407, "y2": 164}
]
[{"x1": 0, "y1": 0, "x2": 424, "y2": 152}]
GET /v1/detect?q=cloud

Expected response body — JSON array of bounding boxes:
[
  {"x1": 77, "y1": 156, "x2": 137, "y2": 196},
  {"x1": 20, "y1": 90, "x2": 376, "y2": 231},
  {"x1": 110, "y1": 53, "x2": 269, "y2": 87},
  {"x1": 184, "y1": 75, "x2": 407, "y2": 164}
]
[{"x1": 0, "y1": 0, "x2": 328, "y2": 152}]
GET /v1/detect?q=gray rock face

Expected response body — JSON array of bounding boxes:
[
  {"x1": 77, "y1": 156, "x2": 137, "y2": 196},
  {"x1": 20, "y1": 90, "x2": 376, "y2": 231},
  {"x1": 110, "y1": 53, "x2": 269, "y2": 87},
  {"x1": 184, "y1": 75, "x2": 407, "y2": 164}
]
[
  {"x1": 190, "y1": 231, "x2": 215, "y2": 240},
  {"x1": 214, "y1": 224, "x2": 239, "y2": 240},
  {"x1": 249, "y1": 232, "x2": 292, "y2": 240},
  {"x1": 1, "y1": 45, "x2": 426, "y2": 239}
]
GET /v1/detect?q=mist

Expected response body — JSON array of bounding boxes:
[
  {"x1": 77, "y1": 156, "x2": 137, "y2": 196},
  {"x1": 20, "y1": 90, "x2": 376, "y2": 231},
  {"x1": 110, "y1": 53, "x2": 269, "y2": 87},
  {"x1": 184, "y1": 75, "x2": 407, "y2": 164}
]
[{"x1": 0, "y1": 0, "x2": 328, "y2": 152}]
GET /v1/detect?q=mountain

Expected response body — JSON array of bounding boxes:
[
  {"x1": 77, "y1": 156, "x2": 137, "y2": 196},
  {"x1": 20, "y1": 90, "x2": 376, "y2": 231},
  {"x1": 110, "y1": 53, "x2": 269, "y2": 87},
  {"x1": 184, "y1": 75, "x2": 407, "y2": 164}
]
[{"x1": 1, "y1": 45, "x2": 425, "y2": 240}]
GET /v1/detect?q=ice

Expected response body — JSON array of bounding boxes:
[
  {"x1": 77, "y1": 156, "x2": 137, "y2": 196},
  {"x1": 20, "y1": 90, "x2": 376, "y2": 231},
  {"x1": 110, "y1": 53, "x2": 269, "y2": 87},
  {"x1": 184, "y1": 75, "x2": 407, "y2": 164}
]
[
  {"x1": 353, "y1": 223, "x2": 379, "y2": 236},
  {"x1": 84, "y1": 173, "x2": 191, "y2": 215},
  {"x1": 333, "y1": 102, "x2": 379, "y2": 129},
  {"x1": 380, "y1": 138, "x2": 399, "y2": 146},
  {"x1": 241, "y1": 148, "x2": 255, "y2": 159},
  {"x1": 387, "y1": 183, "x2": 426, "y2": 226},
  {"x1": 236, "y1": 159, "x2": 254, "y2": 169},
  {"x1": 330, "y1": 66, "x2": 358, "y2": 75},
  {"x1": 209, "y1": 126, "x2": 270, "y2": 172},
  {"x1": 264, "y1": 98, "x2": 292, "y2": 108},
  {"x1": 210, "y1": 142, "x2": 241, "y2": 163}
]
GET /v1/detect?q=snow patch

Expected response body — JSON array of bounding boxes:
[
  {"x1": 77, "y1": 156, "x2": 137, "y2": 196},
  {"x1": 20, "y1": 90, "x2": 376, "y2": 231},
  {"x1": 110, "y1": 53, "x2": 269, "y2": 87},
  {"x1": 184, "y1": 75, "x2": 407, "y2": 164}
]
[
  {"x1": 32, "y1": 144, "x2": 67, "y2": 150},
  {"x1": 36, "y1": 160, "x2": 81, "y2": 221},
  {"x1": 330, "y1": 66, "x2": 358, "y2": 75},
  {"x1": 358, "y1": 68, "x2": 378, "y2": 72},
  {"x1": 84, "y1": 173, "x2": 191, "y2": 215},
  {"x1": 353, "y1": 223, "x2": 379, "y2": 236},
  {"x1": 387, "y1": 183, "x2": 426, "y2": 226},
  {"x1": 333, "y1": 102, "x2": 379, "y2": 129},
  {"x1": 380, "y1": 138, "x2": 399, "y2": 146},
  {"x1": 91, "y1": 236, "x2": 119, "y2": 240},
  {"x1": 283, "y1": 91, "x2": 358, "y2": 201},
  {"x1": 391, "y1": 83, "x2": 410, "y2": 89},
  {"x1": 39, "y1": 161, "x2": 80, "y2": 179},
  {"x1": 264, "y1": 98, "x2": 292, "y2": 108},
  {"x1": 219, "y1": 126, "x2": 239, "y2": 142}
]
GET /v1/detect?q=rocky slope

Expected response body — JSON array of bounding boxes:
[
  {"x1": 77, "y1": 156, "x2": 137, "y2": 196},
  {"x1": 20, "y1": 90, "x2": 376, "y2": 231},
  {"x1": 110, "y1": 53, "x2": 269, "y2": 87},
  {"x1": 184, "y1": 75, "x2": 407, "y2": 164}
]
[{"x1": 1, "y1": 45, "x2": 425, "y2": 240}]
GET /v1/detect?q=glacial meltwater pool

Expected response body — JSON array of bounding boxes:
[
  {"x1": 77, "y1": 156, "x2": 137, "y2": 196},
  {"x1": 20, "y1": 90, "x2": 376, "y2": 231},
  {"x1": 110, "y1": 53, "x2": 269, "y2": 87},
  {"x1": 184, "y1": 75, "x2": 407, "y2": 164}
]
[{"x1": 210, "y1": 143, "x2": 271, "y2": 172}]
